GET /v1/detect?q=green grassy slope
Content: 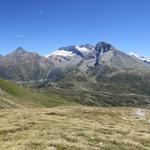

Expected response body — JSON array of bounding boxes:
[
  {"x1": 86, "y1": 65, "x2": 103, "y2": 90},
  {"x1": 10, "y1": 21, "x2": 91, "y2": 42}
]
[{"x1": 0, "y1": 79, "x2": 78, "y2": 108}]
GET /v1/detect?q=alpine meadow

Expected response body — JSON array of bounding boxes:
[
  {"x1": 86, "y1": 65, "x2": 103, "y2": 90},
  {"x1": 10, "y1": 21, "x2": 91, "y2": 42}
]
[{"x1": 0, "y1": 0, "x2": 150, "y2": 150}]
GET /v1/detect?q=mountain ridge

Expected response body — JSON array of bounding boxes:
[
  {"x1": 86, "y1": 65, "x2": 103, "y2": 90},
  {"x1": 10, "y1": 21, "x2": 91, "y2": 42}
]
[
  {"x1": 0, "y1": 41, "x2": 150, "y2": 107},
  {"x1": 0, "y1": 47, "x2": 54, "y2": 81},
  {"x1": 0, "y1": 42, "x2": 150, "y2": 82},
  {"x1": 130, "y1": 52, "x2": 150, "y2": 63}
]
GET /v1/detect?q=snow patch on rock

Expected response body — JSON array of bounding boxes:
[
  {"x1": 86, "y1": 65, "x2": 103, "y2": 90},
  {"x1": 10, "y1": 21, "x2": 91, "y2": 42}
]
[
  {"x1": 130, "y1": 52, "x2": 150, "y2": 63},
  {"x1": 75, "y1": 45, "x2": 91, "y2": 53},
  {"x1": 46, "y1": 50, "x2": 75, "y2": 57}
]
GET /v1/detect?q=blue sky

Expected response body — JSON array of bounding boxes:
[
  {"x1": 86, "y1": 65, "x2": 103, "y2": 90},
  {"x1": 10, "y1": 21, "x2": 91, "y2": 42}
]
[{"x1": 0, "y1": 0, "x2": 150, "y2": 56}]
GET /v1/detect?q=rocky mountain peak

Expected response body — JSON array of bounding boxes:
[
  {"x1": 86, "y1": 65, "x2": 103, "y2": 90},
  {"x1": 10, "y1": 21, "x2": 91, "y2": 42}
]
[
  {"x1": 76, "y1": 44, "x2": 94, "y2": 51},
  {"x1": 14, "y1": 47, "x2": 26, "y2": 54},
  {"x1": 95, "y1": 42, "x2": 114, "y2": 54}
]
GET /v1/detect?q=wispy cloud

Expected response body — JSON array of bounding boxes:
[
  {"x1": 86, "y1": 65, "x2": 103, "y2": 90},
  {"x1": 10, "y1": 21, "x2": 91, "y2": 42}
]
[
  {"x1": 16, "y1": 34, "x2": 24, "y2": 38},
  {"x1": 39, "y1": 10, "x2": 44, "y2": 14}
]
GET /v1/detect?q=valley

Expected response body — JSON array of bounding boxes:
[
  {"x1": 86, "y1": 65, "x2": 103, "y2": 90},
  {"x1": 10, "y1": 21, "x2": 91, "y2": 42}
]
[
  {"x1": 0, "y1": 42, "x2": 150, "y2": 108},
  {"x1": 0, "y1": 42, "x2": 150, "y2": 150},
  {"x1": 1, "y1": 0, "x2": 150, "y2": 149}
]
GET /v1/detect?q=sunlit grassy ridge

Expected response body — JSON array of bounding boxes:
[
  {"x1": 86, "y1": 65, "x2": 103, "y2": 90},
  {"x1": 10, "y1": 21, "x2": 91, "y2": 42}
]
[
  {"x1": 0, "y1": 107, "x2": 150, "y2": 150},
  {"x1": 0, "y1": 79, "x2": 77, "y2": 108},
  {"x1": 0, "y1": 79, "x2": 25, "y2": 97}
]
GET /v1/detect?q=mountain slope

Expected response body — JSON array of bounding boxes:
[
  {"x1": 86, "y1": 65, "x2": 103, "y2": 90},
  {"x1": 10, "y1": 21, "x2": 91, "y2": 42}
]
[
  {"x1": 47, "y1": 44, "x2": 94, "y2": 68},
  {"x1": 0, "y1": 42, "x2": 150, "y2": 107},
  {"x1": 78, "y1": 42, "x2": 150, "y2": 72},
  {"x1": 51, "y1": 42, "x2": 150, "y2": 107},
  {"x1": 0, "y1": 47, "x2": 54, "y2": 81},
  {"x1": 44, "y1": 44, "x2": 94, "y2": 81},
  {"x1": 130, "y1": 52, "x2": 150, "y2": 64},
  {"x1": 0, "y1": 79, "x2": 77, "y2": 108}
]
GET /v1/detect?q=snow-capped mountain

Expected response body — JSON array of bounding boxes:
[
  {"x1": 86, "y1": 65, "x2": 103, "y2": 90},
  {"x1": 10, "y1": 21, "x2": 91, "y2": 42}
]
[
  {"x1": 1, "y1": 42, "x2": 150, "y2": 82},
  {"x1": 47, "y1": 50, "x2": 75, "y2": 57},
  {"x1": 46, "y1": 44, "x2": 94, "y2": 57},
  {"x1": 75, "y1": 45, "x2": 94, "y2": 53},
  {"x1": 130, "y1": 52, "x2": 150, "y2": 63},
  {"x1": 46, "y1": 44, "x2": 94, "y2": 68},
  {"x1": 140, "y1": 56, "x2": 150, "y2": 63}
]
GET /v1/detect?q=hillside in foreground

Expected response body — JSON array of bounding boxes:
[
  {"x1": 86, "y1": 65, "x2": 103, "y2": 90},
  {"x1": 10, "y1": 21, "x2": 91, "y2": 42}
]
[
  {"x1": 0, "y1": 79, "x2": 77, "y2": 108},
  {"x1": 0, "y1": 106, "x2": 150, "y2": 150}
]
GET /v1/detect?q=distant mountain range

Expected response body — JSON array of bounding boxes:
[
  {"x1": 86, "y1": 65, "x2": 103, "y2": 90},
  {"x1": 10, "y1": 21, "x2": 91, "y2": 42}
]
[
  {"x1": 130, "y1": 52, "x2": 150, "y2": 64},
  {"x1": 0, "y1": 42, "x2": 150, "y2": 107},
  {"x1": 0, "y1": 47, "x2": 54, "y2": 81},
  {"x1": 0, "y1": 43, "x2": 149, "y2": 80}
]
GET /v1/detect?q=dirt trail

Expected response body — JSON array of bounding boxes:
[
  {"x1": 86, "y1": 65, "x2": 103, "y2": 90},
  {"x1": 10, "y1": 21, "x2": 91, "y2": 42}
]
[{"x1": 0, "y1": 96, "x2": 26, "y2": 109}]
